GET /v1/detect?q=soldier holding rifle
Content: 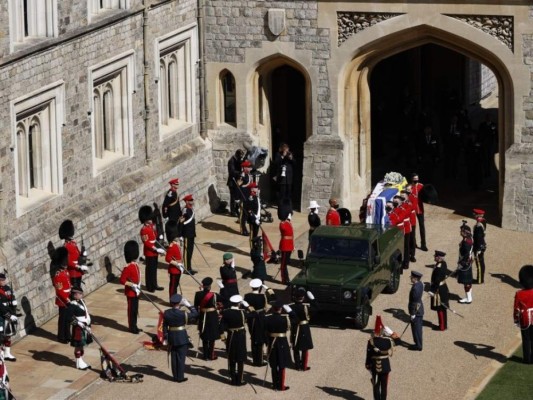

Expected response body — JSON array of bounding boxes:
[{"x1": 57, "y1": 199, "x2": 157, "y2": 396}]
[{"x1": 59, "y1": 220, "x2": 89, "y2": 288}]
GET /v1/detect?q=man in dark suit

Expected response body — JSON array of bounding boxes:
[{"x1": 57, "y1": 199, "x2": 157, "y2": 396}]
[{"x1": 227, "y1": 149, "x2": 244, "y2": 216}]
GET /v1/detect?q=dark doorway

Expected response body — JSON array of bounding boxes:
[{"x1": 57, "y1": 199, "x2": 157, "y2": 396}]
[
  {"x1": 268, "y1": 65, "x2": 306, "y2": 211},
  {"x1": 369, "y1": 44, "x2": 499, "y2": 219}
]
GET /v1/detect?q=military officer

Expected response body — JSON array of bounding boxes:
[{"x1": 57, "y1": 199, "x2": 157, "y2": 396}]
[
  {"x1": 179, "y1": 194, "x2": 198, "y2": 275},
  {"x1": 264, "y1": 301, "x2": 293, "y2": 391},
  {"x1": 227, "y1": 149, "x2": 244, "y2": 217},
  {"x1": 162, "y1": 178, "x2": 182, "y2": 222},
  {"x1": 473, "y1": 208, "x2": 487, "y2": 284},
  {"x1": 67, "y1": 286, "x2": 92, "y2": 370},
  {"x1": 278, "y1": 199, "x2": 294, "y2": 285},
  {"x1": 0, "y1": 274, "x2": 18, "y2": 361},
  {"x1": 514, "y1": 265, "x2": 533, "y2": 364},
  {"x1": 245, "y1": 182, "x2": 262, "y2": 246},
  {"x1": 244, "y1": 279, "x2": 276, "y2": 366},
  {"x1": 325, "y1": 198, "x2": 341, "y2": 226},
  {"x1": 365, "y1": 316, "x2": 396, "y2": 400},
  {"x1": 220, "y1": 295, "x2": 250, "y2": 386},
  {"x1": 163, "y1": 293, "x2": 198, "y2": 382},
  {"x1": 52, "y1": 247, "x2": 72, "y2": 343},
  {"x1": 120, "y1": 241, "x2": 142, "y2": 334},
  {"x1": 408, "y1": 270, "x2": 424, "y2": 351},
  {"x1": 165, "y1": 220, "x2": 184, "y2": 302},
  {"x1": 289, "y1": 288, "x2": 317, "y2": 371},
  {"x1": 139, "y1": 205, "x2": 165, "y2": 292},
  {"x1": 194, "y1": 277, "x2": 220, "y2": 361},
  {"x1": 59, "y1": 220, "x2": 89, "y2": 288},
  {"x1": 307, "y1": 200, "x2": 321, "y2": 239},
  {"x1": 238, "y1": 161, "x2": 253, "y2": 236},
  {"x1": 250, "y1": 237, "x2": 267, "y2": 281},
  {"x1": 219, "y1": 253, "x2": 240, "y2": 306},
  {"x1": 428, "y1": 251, "x2": 450, "y2": 331},
  {"x1": 457, "y1": 224, "x2": 474, "y2": 304}
]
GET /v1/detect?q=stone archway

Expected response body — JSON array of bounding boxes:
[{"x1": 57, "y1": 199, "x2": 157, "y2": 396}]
[{"x1": 343, "y1": 24, "x2": 516, "y2": 223}]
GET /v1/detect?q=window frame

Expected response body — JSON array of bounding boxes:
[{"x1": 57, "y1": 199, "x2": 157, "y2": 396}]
[
  {"x1": 87, "y1": 0, "x2": 130, "y2": 23},
  {"x1": 8, "y1": 0, "x2": 58, "y2": 52}
]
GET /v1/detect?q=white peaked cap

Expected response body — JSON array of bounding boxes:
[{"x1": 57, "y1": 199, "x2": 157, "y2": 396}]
[
  {"x1": 308, "y1": 200, "x2": 320, "y2": 209},
  {"x1": 250, "y1": 278, "x2": 262, "y2": 288},
  {"x1": 230, "y1": 295, "x2": 243, "y2": 303}
]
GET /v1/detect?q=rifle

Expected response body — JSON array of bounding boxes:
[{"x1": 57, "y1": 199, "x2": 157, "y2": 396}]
[
  {"x1": 78, "y1": 235, "x2": 93, "y2": 268},
  {"x1": 152, "y1": 203, "x2": 166, "y2": 246}
]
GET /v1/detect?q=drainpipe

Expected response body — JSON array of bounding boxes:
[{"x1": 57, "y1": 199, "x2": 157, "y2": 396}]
[
  {"x1": 197, "y1": 0, "x2": 208, "y2": 138},
  {"x1": 143, "y1": 1, "x2": 152, "y2": 164}
]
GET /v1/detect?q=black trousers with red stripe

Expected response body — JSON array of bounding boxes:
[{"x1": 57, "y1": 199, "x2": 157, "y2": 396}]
[
  {"x1": 127, "y1": 296, "x2": 139, "y2": 332},
  {"x1": 372, "y1": 372, "x2": 389, "y2": 400},
  {"x1": 293, "y1": 349, "x2": 310, "y2": 370},
  {"x1": 437, "y1": 309, "x2": 448, "y2": 330}
]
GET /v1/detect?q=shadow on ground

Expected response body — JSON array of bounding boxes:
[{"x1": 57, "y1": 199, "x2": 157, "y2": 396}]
[{"x1": 454, "y1": 341, "x2": 508, "y2": 363}]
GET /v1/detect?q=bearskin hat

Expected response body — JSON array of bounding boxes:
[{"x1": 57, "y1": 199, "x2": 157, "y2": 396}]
[
  {"x1": 138, "y1": 205, "x2": 153, "y2": 224},
  {"x1": 52, "y1": 247, "x2": 69, "y2": 268},
  {"x1": 58, "y1": 220, "x2": 75, "y2": 240},
  {"x1": 165, "y1": 219, "x2": 180, "y2": 243},
  {"x1": 518, "y1": 265, "x2": 533, "y2": 290},
  {"x1": 337, "y1": 208, "x2": 352, "y2": 225},
  {"x1": 277, "y1": 198, "x2": 292, "y2": 221},
  {"x1": 124, "y1": 240, "x2": 140, "y2": 263}
]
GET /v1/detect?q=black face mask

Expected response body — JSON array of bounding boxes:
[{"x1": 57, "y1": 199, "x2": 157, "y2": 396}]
[
  {"x1": 385, "y1": 206, "x2": 393, "y2": 212},
  {"x1": 393, "y1": 202, "x2": 399, "y2": 207},
  {"x1": 333, "y1": 204, "x2": 339, "y2": 209},
  {"x1": 412, "y1": 179, "x2": 419, "y2": 184}
]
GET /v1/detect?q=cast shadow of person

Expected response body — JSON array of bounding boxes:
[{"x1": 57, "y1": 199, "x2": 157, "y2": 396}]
[
  {"x1": 454, "y1": 341, "x2": 508, "y2": 363},
  {"x1": 91, "y1": 315, "x2": 130, "y2": 333},
  {"x1": 202, "y1": 242, "x2": 249, "y2": 258},
  {"x1": 490, "y1": 273, "x2": 521, "y2": 289},
  {"x1": 316, "y1": 386, "x2": 364, "y2": 400},
  {"x1": 120, "y1": 362, "x2": 174, "y2": 382},
  {"x1": 21, "y1": 296, "x2": 58, "y2": 342},
  {"x1": 201, "y1": 221, "x2": 240, "y2": 235},
  {"x1": 29, "y1": 350, "x2": 73, "y2": 367}
]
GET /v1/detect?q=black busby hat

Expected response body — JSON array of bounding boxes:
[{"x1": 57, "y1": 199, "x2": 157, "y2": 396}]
[
  {"x1": 0, "y1": 274, "x2": 6, "y2": 280},
  {"x1": 52, "y1": 247, "x2": 69, "y2": 267},
  {"x1": 124, "y1": 240, "x2": 140, "y2": 263},
  {"x1": 519, "y1": 265, "x2": 533, "y2": 290},
  {"x1": 277, "y1": 198, "x2": 292, "y2": 221},
  {"x1": 59, "y1": 219, "x2": 75, "y2": 240},
  {"x1": 202, "y1": 277, "x2": 213, "y2": 287},
  {"x1": 165, "y1": 219, "x2": 180, "y2": 243},
  {"x1": 138, "y1": 205, "x2": 153, "y2": 224}
]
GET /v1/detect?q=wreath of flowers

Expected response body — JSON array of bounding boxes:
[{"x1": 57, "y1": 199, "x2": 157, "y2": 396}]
[{"x1": 383, "y1": 171, "x2": 404, "y2": 184}]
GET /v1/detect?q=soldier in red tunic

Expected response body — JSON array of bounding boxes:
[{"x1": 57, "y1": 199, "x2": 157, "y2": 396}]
[
  {"x1": 59, "y1": 220, "x2": 88, "y2": 288},
  {"x1": 410, "y1": 173, "x2": 428, "y2": 251},
  {"x1": 120, "y1": 241, "x2": 142, "y2": 334},
  {"x1": 278, "y1": 200, "x2": 294, "y2": 285},
  {"x1": 139, "y1": 205, "x2": 165, "y2": 292},
  {"x1": 52, "y1": 247, "x2": 72, "y2": 343},
  {"x1": 514, "y1": 265, "x2": 533, "y2": 364},
  {"x1": 326, "y1": 198, "x2": 341, "y2": 226},
  {"x1": 165, "y1": 220, "x2": 184, "y2": 302}
]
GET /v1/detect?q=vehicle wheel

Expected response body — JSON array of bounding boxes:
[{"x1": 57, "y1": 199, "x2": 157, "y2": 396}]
[
  {"x1": 354, "y1": 296, "x2": 370, "y2": 329},
  {"x1": 383, "y1": 262, "x2": 401, "y2": 294}
]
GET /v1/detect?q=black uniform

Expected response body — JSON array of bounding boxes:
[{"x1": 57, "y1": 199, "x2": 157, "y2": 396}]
[
  {"x1": 250, "y1": 238, "x2": 267, "y2": 281},
  {"x1": 220, "y1": 265, "x2": 239, "y2": 306},
  {"x1": 244, "y1": 289, "x2": 276, "y2": 365},
  {"x1": 289, "y1": 300, "x2": 316, "y2": 371},
  {"x1": 246, "y1": 195, "x2": 262, "y2": 243},
  {"x1": 227, "y1": 154, "x2": 243, "y2": 216},
  {"x1": 162, "y1": 189, "x2": 182, "y2": 221},
  {"x1": 67, "y1": 299, "x2": 92, "y2": 351},
  {"x1": 0, "y1": 285, "x2": 18, "y2": 348},
  {"x1": 193, "y1": 289, "x2": 220, "y2": 360},
  {"x1": 308, "y1": 211, "x2": 321, "y2": 239},
  {"x1": 457, "y1": 237, "x2": 474, "y2": 285},
  {"x1": 163, "y1": 306, "x2": 198, "y2": 382},
  {"x1": 430, "y1": 261, "x2": 450, "y2": 331},
  {"x1": 238, "y1": 173, "x2": 252, "y2": 235},
  {"x1": 473, "y1": 220, "x2": 486, "y2": 284},
  {"x1": 365, "y1": 335, "x2": 395, "y2": 400},
  {"x1": 264, "y1": 312, "x2": 292, "y2": 391},
  {"x1": 220, "y1": 307, "x2": 248, "y2": 385},
  {"x1": 272, "y1": 152, "x2": 294, "y2": 203},
  {"x1": 408, "y1": 280, "x2": 424, "y2": 350},
  {"x1": 180, "y1": 206, "x2": 196, "y2": 273}
]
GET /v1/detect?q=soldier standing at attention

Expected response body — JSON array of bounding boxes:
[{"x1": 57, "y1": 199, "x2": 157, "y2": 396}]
[
  {"x1": 245, "y1": 182, "x2": 262, "y2": 246},
  {"x1": 52, "y1": 247, "x2": 72, "y2": 343},
  {"x1": 264, "y1": 301, "x2": 293, "y2": 391},
  {"x1": 194, "y1": 277, "x2": 220, "y2": 361},
  {"x1": 410, "y1": 173, "x2": 428, "y2": 251},
  {"x1": 237, "y1": 161, "x2": 253, "y2": 236},
  {"x1": 278, "y1": 200, "x2": 294, "y2": 285},
  {"x1": 163, "y1": 293, "x2": 198, "y2": 382},
  {"x1": 180, "y1": 194, "x2": 198, "y2": 275},
  {"x1": 408, "y1": 271, "x2": 424, "y2": 351},
  {"x1": 514, "y1": 265, "x2": 533, "y2": 364},
  {"x1": 227, "y1": 149, "x2": 244, "y2": 217},
  {"x1": 219, "y1": 253, "x2": 240, "y2": 306},
  {"x1": 365, "y1": 316, "x2": 396, "y2": 400},
  {"x1": 165, "y1": 220, "x2": 184, "y2": 302},
  {"x1": 120, "y1": 241, "x2": 142, "y2": 334},
  {"x1": 326, "y1": 198, "x2": 341, "y2": 226},
  {"x1": 427, "y1": 251, "x2": 450, "y2": 331},
  {"x1": 59, "y1": 220, "x2": 89, "y2": 288},
  {"x1": 307, "y1": 200, "x2": 321, "y2": 239},
  {"x1": 67, "y1": 287, "x2": 92, "y2": 370},
  {"x1": 457, "y1": 224, "x2": 474, "y2": 304},
  {"x1": 472, "y1": 208, "x2": 487, "y2": 284},
  {"x1": 162, "y1": 178, "x2": 182, "y2": 222},
  {"x1": 139, "y1": 205, "x2": 165, "y2": 292},
  {"x1": 0, "y1": 274, "x2": 18, "y2": 361},
  {"x1": 289, "y1": 288, "x2": 317, "y2": 371}
]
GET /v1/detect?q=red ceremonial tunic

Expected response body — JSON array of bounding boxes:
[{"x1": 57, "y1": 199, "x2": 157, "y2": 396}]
[
  {"x1": 388, "y1": 208, "x2": 404, "y2": 228},
  {"x1": 165, "y1": 241, "x2": 183, "y2": 275},
  {"x1": 514, "y1": 289, "x2": 533, "y2": 328},
  {"x1": 408, "y1": 193, "x2": 419, "y2": 226},
  {"x1": 279, "y1": 220, "x2": 295, "y2": 252},
  {"x1": 406, "y1": 200, "x2": 417, "y2": 227},
  {"x1": 411, "y1": 183, "x2": 424, "y2": 214},
  {"x1": 398, "y1": 204, "x2": 412, "y2": 234},
  {"x1": 326, "y1": 209, "x2": 341, "y2": 226},
  {"x1": 140, "y1": 223, "x2": 158, "y2": 257},
  {"x1": 53, "y1": 269, "x2": 71, "y2": 307},
  {"x1": 120, "y1": 262, "x2": 141, "y2": 298},
  {"x1": 64, "y1": 240, "x2": 82, "y2": 279}
]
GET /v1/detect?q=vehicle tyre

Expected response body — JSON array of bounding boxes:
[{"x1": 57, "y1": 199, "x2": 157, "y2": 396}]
[
  {"x1": 354, "y1": 296, "x2": 370, "y2": 329},
  {"x1": 383, "y1": 261, "x2": 401, "y2": 294}
]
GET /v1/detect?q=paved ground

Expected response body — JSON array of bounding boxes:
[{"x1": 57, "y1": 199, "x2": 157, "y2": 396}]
[{"x1": 7, "y1": 198, "x2": 532, "y2": 400}]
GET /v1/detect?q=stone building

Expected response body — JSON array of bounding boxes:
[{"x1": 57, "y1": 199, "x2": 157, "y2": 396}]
[{"x1": 0, "y1": 1, "x2": 532, "y2": 336}]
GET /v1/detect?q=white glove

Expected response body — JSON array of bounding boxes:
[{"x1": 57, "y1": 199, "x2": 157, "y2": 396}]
[
  {"x1": 181, "y1": 299, "x2": 191, "y2": 308},
  {"x1": 82, "y1": 250, "x2": 88, "y2": 257},
  {"x1": 9, "y1": 315, "x2": 17, "y2": 322},
  {"x1": 306, "y1": 291, "x2": 315, "y2": 300},
  {"x1": 77, "y1": 321, "x2": 86, "y2": 328},
  {"x1": 231, "y1": 260, "x2": 235, "y2": 269},
  {"x1": 241, "y1": 301, "x2": 250, "y2": 308},
  {"x1": 164, "y1": 218, "x2": 169, "y2": 223},
  {"x1": 255, "y1": 219, "x2": 260, "y2": 226},
  {"x1": 382, "y1": 326, "x2": 394, "y2": 337},
  {"x1": 216, "y1": 280, "x2": 224, "y2": 289},
  {"x1": 410, "y1": 315, "x2": 416, "y2": 321},
  {"x1": 428, "y1": 291, "x2": 435, "y2": 297},
  {"x1": 85, "y1": 326, "x2": 92, "y2": 333},
  {"x1": 177, "y1": 263, "x2": 184, "y2": 273},
  {"x1": 11, "y1": 300, "x2": 17, "y2": 306},
  {"x1": 282, "y1": 305, "x2": 292, "y2": 313},
  {"x1": 156, "y1": 248, "x2": 166, "y2": 255},
  {"x1": 261, "y1": 284, "x2": 269, "y2": 290},
  {"x1": 79, "y1": 265, "x2": 89, "y2": 272},
  {"x1": 163, "y1": 340, "x2": 168, "y2": 346},
  {"x1": 179, "y1": 237, "x2": 184, "y2": 243},
  {"x1": 159, "y1": 234, "x2": 164, "y2": 240}
]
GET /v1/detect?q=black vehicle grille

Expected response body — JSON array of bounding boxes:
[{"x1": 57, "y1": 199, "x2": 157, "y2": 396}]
[{"x1": 308, "y1": 285, "x2": 341, "y2": 303}]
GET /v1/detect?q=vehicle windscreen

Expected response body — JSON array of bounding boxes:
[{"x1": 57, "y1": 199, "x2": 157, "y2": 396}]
[{"x1": 309, "y1": 237, "x2": 369, "y2": 260}]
